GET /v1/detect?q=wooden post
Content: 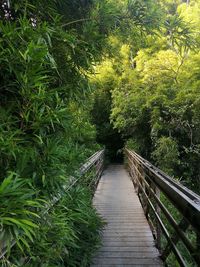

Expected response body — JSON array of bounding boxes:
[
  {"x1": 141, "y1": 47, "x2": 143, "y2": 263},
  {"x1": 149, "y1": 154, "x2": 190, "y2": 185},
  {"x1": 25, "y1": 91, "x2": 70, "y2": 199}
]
[
  {"x1": 155, "y1": 187, "x2": 161, "y2": 250},
  {"x1": 134, "y1": 160, "x2": 140, "y2": 194}
]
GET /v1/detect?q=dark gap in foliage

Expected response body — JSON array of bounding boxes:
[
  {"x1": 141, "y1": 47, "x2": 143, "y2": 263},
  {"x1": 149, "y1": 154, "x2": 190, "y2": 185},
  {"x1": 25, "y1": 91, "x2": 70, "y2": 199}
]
[
  {"x1": 91, "y1": 92, "x2": 125, "y2": 163},
  {"x1": 104, "y1": 132, "x2": 125, "y2": 163}
]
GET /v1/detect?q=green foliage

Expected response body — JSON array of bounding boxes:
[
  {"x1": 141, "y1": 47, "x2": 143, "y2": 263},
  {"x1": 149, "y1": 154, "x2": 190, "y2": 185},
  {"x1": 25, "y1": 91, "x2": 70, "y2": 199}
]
[
  {"x1": 94, "y1": 1, "x2": 200, "y2": 192},
  {"x1": 90, "y1": 60, "x2": 125, "y2": 161},
  {"x1": 0, "y1": 0, "x2": 108, "y2": 265},
  {"x1": 9, "y1": 186, "x2": 103, "y2": 267},
  {"x1": 164, "y1": 13, "x2": 196, "y2": 50},
  {"x1": 152, "y1": 137, "x2": 180, "y2": 175},
  {"x1": 125, "y1": 139, "x2": 141, "y2": 153},
  {"x1": 1, "y1": 0, "x2": 200, "y2": 265},
  {"x1": 0, "y1": 173, "x2": 40, "y2": 253}
]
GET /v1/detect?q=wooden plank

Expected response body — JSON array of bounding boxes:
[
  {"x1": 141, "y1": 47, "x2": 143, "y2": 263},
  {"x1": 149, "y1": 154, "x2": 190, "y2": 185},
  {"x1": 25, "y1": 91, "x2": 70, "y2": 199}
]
[
  {"x1": 104, "y1": 217, "x2": 147, "y2": 220},
  {"x1": 102, "y1": 241, "x2": 155, "y2": 247},
  {"x1": 102, "y1": 231, "x2": 152, "y2": 234},
  {"x1": 91, "y1": 165, "x2": 163, "y2": 266},
  {"x1": 98, "y1": 246, "x2": 158, "y2": 252},
  {"x1": 102, "y1": 233, "x2": 153, "y2": 237},
  {"x1": 102, "y1": 237, "x2": 154, "y2": 242},
  {"x1": 91, "y1": 265, "x2": 162, "y2": 267},
  {"x1": 103, "y1": 229, "x2": 152, "y2": 233},
  {"x1": 104, "y1": 227, "x2": 151, "y2": 231},
  {"x1": 103, "y1": 223, "x2": 150, "y2": 226},
  {"x1": 95, "y1": 251, "x2": 160, "y2": 258},
  {"x1": 91, "y1": 264, "x2": 162, "y2": 267},
  {"x1": 92, "y1": 257, "x2": 162, "y2": 265}
]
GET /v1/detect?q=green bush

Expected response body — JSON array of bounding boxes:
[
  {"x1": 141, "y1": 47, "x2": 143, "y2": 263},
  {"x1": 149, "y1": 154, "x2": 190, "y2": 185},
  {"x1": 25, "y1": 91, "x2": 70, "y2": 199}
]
[
  {"x1": 152, "y1": 136, "x2": 180, "y2": 176},
  {"x1": 0, "y1": 1, "x2": 105, "y2": 265},
  {"x1": 8, "y1": 186, "x2": 103, "y2": 267}
]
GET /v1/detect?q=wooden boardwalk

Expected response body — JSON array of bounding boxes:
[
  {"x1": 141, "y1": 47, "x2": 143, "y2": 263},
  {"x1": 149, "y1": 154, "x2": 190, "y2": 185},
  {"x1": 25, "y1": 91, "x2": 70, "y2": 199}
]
[{"x1": 91, "y1": 165, "x2": 163, "y2": 267}]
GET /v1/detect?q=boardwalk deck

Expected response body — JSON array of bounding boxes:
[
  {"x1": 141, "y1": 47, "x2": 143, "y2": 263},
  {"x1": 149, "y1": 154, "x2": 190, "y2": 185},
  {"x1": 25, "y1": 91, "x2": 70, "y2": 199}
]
[{"x1": 91, "y1": 164, "x2": 163, "y2": 267}]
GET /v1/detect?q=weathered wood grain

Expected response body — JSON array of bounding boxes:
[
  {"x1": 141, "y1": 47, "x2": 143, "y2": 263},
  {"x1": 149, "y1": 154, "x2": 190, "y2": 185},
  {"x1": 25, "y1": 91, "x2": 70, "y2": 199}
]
[{"x1": 91, "y1": 164, "x2": 163, "y2": 266}]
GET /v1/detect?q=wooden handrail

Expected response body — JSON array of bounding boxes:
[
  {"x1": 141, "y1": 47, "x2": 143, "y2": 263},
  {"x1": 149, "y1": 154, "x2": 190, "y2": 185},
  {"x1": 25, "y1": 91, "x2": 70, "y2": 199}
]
[
  {"x1": 125, "y1": 148, "x2": 200, "y2": 267},
  {"x1": 0, "y1": 149, "x2": 105, "y2": 259}
]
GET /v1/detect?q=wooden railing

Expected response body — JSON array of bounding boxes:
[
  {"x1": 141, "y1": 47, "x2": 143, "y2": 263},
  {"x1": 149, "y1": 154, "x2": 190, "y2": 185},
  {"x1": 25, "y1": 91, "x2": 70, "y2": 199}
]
[
  {"x1": 0, "y1": 149, "x2": 105, "y2": 259},
  {"x1": 45, "y1": 149, "x2": 105, "y2": 212},
  {"x1": 125, "y1": 149, "x2": 200, "y2": 267}
]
